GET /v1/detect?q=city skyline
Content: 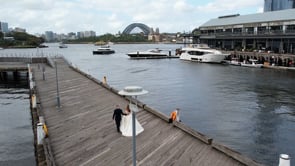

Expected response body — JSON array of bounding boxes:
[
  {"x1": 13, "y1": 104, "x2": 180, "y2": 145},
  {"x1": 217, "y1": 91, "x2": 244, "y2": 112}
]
[{"x1": 1, "y1": 0, "x2": 264, "y2": 35}]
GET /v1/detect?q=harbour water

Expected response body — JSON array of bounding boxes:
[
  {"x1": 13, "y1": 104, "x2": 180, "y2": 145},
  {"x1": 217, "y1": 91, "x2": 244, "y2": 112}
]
[
  {"x1": 1, "y1": 43, "x2": 295, "y2": 166},
  {"x1": 0, "y1": 86, "x2": 35, "y2": 165}
]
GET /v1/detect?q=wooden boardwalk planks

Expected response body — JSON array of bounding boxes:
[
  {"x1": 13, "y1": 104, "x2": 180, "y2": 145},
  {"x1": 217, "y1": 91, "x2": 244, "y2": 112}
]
[{"x1": 30, "y1": 57, "x2": 262, "y2": 166}]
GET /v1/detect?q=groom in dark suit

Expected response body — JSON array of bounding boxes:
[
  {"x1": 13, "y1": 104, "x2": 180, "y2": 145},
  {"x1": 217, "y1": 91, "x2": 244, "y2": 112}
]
[{"x1": 112, "y1": 105, "x2": 127, "y2": 133}]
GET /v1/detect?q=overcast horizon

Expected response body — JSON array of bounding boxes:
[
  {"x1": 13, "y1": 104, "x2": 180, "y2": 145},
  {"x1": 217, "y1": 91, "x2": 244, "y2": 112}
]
[{"x1": 1, "y1": 0, "x2": 264, "y2": 35}]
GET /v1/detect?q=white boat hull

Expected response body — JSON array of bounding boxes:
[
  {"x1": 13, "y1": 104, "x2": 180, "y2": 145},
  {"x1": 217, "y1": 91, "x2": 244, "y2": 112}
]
[
  {"x1": 180, "y1": 53, "x2": 227, "y2": 63},
  {"x1": 240, "y1": 59, "x2": 263, "y2": 68},
  {"x1": 241, "y1": 63, "x2": 263, "y2": 68},
  {"x1": 127, "y1": 49, "x2": 170, "y2": 59},
  {"x1": 179, "y1": 44, "x2": 227, "y2": 63}
]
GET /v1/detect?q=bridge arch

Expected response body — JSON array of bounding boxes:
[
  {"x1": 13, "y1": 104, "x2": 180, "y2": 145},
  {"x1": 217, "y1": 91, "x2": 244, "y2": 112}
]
[{"x1": 122, "y1": 23, "x2": 151, "y2": 35}]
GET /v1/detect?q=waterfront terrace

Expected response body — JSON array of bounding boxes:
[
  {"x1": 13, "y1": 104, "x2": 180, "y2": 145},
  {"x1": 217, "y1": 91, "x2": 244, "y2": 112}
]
[{"x1": 0, "y1": 56, "x2": 263, "y2": 166}]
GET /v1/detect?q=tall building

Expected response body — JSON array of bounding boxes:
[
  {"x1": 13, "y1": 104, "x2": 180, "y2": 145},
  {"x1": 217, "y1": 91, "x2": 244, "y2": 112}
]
[
  {"x1": 264, "y1": 0, "x2": 295, "y2": 12},
  {"x1": 45, "y1": 31, "x2": 54, "y2": 42},
  {"x1": 0, "y1": 21, "x2": 9, "y2": 33},
  {"x1": 83, "y1": 31, "x2": 96, "y2": 38}
]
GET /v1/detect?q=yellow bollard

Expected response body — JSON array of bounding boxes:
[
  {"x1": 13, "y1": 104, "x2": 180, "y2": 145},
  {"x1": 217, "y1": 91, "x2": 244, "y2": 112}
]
[
  {"x1": 103, "y1": 76, "x2": 107, "y2": 84},
  {"x1": 43, "y1": 124, "x2": 48, "y2": 138}
]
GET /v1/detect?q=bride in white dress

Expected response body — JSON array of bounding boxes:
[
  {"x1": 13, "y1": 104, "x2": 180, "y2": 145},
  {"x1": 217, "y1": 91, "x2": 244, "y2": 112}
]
[{"x1": 120, "y1": 104, "x2": 144, "y2": 137}]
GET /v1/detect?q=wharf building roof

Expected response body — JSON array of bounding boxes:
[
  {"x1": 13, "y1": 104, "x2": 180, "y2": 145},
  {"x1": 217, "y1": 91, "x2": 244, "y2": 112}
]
[{"x1": 200, "y1": 9, "x2": 295, "y2": 29}]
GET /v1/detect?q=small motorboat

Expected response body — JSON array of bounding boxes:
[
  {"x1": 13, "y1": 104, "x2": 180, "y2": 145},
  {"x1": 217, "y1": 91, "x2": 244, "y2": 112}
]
[
  {"x1": 59, "y1": 43, "x2": 68, "y2": 48},
  {"x1": 223, "y1": 58, "x2": 241, "y2": 66},
  {"x1": 93, "y1": 46, "x2": 115, "y2": 55},
  {"x1": 241, "y1": 59, "x2": 263, "y2": 68}
]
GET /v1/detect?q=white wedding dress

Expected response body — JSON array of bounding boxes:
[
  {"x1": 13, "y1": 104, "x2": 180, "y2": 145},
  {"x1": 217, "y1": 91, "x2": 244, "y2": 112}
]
[{"x1": 120, "y1": 107, "x2": 144, "y2": 137}]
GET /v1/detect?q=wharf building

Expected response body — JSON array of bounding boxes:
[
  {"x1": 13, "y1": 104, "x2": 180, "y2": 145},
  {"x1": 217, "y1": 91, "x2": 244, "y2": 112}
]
[{"x1": 199, "y1": 9, "x2": 295, "y2": 54}]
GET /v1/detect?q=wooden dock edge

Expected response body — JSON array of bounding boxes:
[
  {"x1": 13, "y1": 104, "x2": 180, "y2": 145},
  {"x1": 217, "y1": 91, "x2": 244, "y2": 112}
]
[
  {"x1": 212, "y1": 142, "x2": 263, "y2": 166},
  {"x1": 173, "y1": 121, "x2": 213, "y2": 145},
  {"x1": 30, "y1": 67, "x2": 56, "y2": 166}
]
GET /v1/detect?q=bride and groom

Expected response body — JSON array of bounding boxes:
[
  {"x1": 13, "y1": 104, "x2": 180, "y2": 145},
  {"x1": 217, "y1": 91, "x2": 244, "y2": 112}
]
[{"x1": 112, "y1": 104, "x2": 144, "y2": 136}]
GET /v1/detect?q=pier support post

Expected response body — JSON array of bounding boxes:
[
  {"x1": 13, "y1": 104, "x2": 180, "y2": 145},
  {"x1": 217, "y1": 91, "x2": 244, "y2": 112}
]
[
  {"x1": 0, "y1": 72, "x2": 3, "y2": 81},
  {"x1": 13, "y1": 71, "x2": 18, "y2": 81}
]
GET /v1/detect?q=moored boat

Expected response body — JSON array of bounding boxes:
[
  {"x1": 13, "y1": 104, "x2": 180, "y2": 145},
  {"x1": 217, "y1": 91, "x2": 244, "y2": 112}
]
[
  {"x1": 93, "y1": 46, "x2": 115, "y2": 55},
  {"x1": 127, "y1": 48, "x2": 169, "y2": 59},
  {"x1": 179, "y1": 44, "x2": 228, "y2": 63},
  {"x1": 59, "y1": 43, "x2": 68, "y2": 48},
  {"x1": 223, "y1": 58, "x2": 241, "y2": 66},
  {"x1": 241, "y1": 59, "x2": 263, "y2": 68}
]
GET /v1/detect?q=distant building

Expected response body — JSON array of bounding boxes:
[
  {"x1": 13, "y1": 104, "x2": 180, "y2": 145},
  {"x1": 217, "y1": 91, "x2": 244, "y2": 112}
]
[
  {"x1": 0, "y1": 21, "x2": 9, "y2": 33},
  {"x1": 264, "y1": 0, "x2": 295, "y2": 12},
  {"x1": 67, "y1": 32, "x2": 76, "y2": 40},
  {"x1": 45, "y1": 31, "x2": 54, "y2": 42},
  {"x1": 148, "y1": 27, "x2": 161, "y2": 42},
  {"x1": 155, "y1": 28, "x2": 159, "y2": 35},
  {"x1": 199, "y1": 9, "x2": 295, "y2": 54},
  {"x1": 77, "y1": 32, "x2": 84, "y2": 38},
  {"x1": 57, "y1": 33, "x2": 68, "y2": 41},
  {"x1": 76, "y1": 31, "x2": 96, "y2": 38},
  {"x1": 83, "y1": 31, "x2": 96, "y2": 38},
  {"x1": 13, "y1": 27, "x2": 26, "y2": 33}
]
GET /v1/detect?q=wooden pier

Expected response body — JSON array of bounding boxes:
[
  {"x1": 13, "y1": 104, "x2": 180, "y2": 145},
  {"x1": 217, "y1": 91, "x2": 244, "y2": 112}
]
[{"x1": 1, "y1": 57, "x2": 263, "y2": 166}]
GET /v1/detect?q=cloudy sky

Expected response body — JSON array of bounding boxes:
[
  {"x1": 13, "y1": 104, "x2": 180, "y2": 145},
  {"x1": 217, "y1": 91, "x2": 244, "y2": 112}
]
[{"x1": 1, "y1": 0, "x2": 264, "y2": 35}]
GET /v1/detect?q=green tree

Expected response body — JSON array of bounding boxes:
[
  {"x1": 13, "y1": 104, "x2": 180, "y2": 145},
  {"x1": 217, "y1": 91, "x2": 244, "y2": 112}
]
[
  {"x1": 69, "y1": 33, "x2": 149, "y2": 43},
  {"x1": 0, "y1": 32, "x2": 45, "y2": 48}
]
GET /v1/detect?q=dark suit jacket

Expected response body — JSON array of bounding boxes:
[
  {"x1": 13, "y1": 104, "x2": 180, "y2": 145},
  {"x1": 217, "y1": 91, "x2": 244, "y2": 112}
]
[{"x1": 112, "y1": 108, "x2": 126, "y2": 121}]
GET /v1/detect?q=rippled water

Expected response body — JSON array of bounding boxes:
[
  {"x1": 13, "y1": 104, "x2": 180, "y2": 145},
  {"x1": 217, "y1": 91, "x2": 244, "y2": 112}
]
[
  {"x1": 0, "y1": 88, "x2": 35, "y2": 166},
  {"x1": 1, "y1": 43, "x2": 295, "y2": 166}
]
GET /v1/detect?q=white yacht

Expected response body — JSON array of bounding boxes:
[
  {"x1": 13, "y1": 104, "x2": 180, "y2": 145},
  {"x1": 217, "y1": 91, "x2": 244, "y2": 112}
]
[{"x1": 179, "y1": 44, "x2": 228, "y2": 63}]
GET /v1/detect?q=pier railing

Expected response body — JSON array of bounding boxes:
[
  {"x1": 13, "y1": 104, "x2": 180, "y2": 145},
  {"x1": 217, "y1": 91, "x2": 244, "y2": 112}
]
[{"x1": 0, "y1": 52, "x2": 64, "y2": 68}]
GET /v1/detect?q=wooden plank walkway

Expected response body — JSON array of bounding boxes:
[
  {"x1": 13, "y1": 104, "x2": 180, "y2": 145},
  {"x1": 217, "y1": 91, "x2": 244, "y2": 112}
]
[{"x1": 29, "y1": 57, "x2": 262, "y2": 166}]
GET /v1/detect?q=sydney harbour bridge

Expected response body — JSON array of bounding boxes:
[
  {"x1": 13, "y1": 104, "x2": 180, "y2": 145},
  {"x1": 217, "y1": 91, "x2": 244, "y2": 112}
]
[
  {"x1": 122, "y1": 23, "x2": 151, "y2": 35},
  {"x1": 122, "y1": 22, "x2": 198, "y2": 36}
]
